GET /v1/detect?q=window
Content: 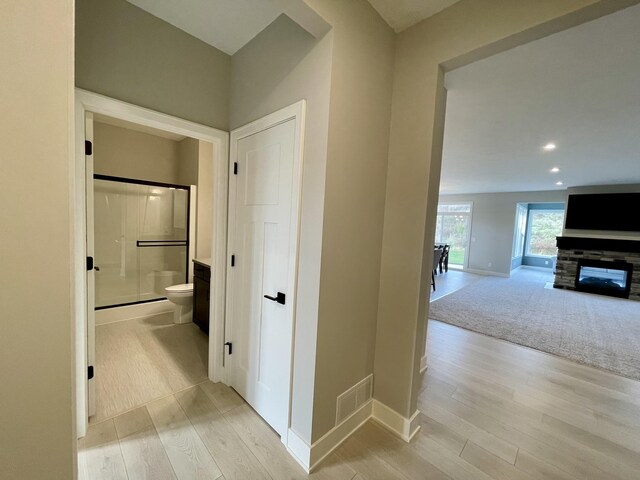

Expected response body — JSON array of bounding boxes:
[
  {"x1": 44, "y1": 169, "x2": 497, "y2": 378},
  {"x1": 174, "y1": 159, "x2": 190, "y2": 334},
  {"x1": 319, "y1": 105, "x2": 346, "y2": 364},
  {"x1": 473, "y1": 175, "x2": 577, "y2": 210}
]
[
  {"x1": 435, "y1": 202, "x2": 472, "y2": 267},
  {"x1": 514, "y1": 203, "x2": 565, "y2": 268},
  {"x1": 524, "y1": 207, "x2": 564, "y2": 257},
  {"x1": 512, "y1": 203, "x2": 527, "y2": 260}
]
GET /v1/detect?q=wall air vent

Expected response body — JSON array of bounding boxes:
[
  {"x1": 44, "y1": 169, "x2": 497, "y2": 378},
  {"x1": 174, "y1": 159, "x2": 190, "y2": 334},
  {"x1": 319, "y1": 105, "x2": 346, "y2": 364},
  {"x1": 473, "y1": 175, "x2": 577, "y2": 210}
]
[{"x1": 336, "y1": 374, "x2": 373, "y2": 426}]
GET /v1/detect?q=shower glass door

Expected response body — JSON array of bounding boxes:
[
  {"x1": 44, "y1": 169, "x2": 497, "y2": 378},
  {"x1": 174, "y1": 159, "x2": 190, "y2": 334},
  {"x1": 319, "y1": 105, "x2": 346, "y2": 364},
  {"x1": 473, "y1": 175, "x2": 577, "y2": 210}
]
[{"x1": 93, "y1": 175, "x2": 190, "y2": 309}]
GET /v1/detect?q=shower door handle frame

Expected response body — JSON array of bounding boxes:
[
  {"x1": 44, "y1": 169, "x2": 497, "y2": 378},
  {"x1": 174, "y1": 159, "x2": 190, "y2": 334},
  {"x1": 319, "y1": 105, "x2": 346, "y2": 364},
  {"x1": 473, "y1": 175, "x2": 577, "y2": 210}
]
[{"x1": 136, "y1": 240, "x2": 189, "y2": 248}]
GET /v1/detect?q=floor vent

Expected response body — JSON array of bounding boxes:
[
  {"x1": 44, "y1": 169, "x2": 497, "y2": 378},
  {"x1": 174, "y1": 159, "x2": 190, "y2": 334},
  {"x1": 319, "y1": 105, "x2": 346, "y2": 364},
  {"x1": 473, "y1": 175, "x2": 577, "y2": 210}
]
[{"x1": 336, "y1": 374, "x2": 373, "y2": 425}]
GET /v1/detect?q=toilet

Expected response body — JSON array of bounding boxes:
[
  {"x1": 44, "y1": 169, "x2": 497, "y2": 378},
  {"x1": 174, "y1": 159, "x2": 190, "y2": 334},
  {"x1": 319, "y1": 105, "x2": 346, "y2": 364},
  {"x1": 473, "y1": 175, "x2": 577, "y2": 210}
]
[{"x1": 164, "y1": 283, "x2": 194, "y2": 324}]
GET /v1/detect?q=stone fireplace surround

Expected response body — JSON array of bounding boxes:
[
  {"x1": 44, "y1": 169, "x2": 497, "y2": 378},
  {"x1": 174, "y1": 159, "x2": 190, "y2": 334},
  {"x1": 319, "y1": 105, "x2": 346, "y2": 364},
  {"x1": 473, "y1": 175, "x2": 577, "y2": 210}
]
[{"x1": 554, "y1": 236, "x2": 640, "y2": 301}]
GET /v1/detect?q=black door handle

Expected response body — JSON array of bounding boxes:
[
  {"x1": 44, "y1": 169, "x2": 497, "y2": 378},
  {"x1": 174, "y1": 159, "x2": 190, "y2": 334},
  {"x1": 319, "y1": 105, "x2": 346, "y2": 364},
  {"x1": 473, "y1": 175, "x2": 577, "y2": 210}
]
[{"x1": 264, "y1": 292, "x2": 286, "y2": 305}]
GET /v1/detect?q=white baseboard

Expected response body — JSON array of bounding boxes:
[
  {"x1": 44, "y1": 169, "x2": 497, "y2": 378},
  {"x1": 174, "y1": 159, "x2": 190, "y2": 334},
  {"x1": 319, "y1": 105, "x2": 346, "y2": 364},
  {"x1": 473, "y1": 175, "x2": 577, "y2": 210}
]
[
  {"x1": 95, "y1": 300, "x2": 173, "y2": 325},
  {"x1": 420, "y1": 355, "x2": 428, "y2": 374},
  {"x1": 371, "y1": 400, "x2": 421, "y2": 442},
  {"x1": 286, "y1": 397, "x2": 422, "y2": 472},
  {"x1": 519, "y1": 265, "x2": 553, "y2": 272},
  {"x1": 286, "y1": 428, "x2": 313, "y2": 472},
  {"x1": 287, "y1": 400, "x2": 373, "y2": 473},
  {"x1": 465, "y1": 268, "x2": 509, "y2": 278}
]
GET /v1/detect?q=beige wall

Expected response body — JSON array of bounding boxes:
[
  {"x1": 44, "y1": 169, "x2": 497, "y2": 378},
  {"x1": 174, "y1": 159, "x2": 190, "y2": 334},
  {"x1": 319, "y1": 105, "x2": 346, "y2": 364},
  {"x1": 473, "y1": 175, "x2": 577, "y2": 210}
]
[
  {"x1": 94, "y1": 122, "x2": 182, "y2": 185},
  {"x1": 374, "y1": 0, "x2": 639, "y2": 420},
  {"x1": 231, "y1": 14, "x2": 333, "y2": 443},
  {"x1": 196, "y1": 141, "x2": 215, "y2": 259},
  {"x1": 177, "y1": 137, "x2": 215, "y2": 259},
  {"x1": 440, "y1": 190, "x2": 567, "y2": 276},
  {"x1": 177, "y1": 137, "x2": 199, "y2": 187},
  {"x1": 304, "y1": 0, "x2": 396, "y2": 442},
  {"x1": 0, "y1": 0, "x2": 76, "y2": 478},
  {"x1": 76, "y1": 0, "x2": 230, "y2": 130}
]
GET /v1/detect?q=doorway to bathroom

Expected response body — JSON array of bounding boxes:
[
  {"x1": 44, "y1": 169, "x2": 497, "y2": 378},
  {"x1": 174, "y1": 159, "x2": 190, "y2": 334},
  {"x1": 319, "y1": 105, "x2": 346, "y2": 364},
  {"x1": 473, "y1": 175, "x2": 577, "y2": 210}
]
[
  {"x1": 74, "y1": 90, "x2": 229, "y2": 436},
  {"x1": 87, "y1": 115, "x2": 209, "y2": 424}
]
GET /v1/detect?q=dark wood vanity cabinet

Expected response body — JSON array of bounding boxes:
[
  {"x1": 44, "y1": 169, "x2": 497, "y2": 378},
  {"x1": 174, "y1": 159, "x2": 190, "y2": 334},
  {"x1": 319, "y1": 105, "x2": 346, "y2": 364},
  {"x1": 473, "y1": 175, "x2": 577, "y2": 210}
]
[{"x1": 193, "y1": 262, "x2": 211, "y2": 334}]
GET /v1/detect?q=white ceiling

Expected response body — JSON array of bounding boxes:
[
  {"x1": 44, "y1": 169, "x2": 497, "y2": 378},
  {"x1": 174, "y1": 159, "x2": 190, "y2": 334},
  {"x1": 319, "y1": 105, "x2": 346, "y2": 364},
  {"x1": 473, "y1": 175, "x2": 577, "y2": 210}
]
[
  {"x1": 126, "y1": 0, "x2": 282, "y2": 55},
  {"x1": 126, "y1": 0, "x2": 459, "y2": 53},
  {"x1": 441, "y1": 4, "x2": 640, "y2": 195},
  {"x1": 367, "y1": 0, "x2": 461, "y2": 32}
]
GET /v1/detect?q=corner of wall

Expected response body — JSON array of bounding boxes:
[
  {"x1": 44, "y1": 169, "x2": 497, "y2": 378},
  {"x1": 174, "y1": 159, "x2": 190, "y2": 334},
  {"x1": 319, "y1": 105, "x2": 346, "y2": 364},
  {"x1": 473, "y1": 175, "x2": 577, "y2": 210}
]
[{"x1": 286, "y1": 375, "x2": 420, "y2": 473}]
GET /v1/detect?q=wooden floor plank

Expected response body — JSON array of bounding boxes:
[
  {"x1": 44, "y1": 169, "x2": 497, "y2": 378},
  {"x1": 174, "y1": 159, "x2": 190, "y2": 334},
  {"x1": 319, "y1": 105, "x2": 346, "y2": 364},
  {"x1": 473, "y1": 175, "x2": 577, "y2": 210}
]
[
  {"x1": 223, "y1": 403, "x2": 356, "y2": 480},
  {"x1": 352, "y1": 422, "x2": 452, "y2": 480},
  {"x1": 418, "y1": 390, "x2": 519, "y2": 464},
  {"x1": 415, "y1": 413, "x2": 468, "y2": 455},
  {"x1": 147, "y1": 395, "x2": 222, "y2": 480},
  {"x1": 78, "y1": 419, "x2": 128, "y2": 480},
  {"x1": 114, "y1": 406, "x2": 177, "y2": 480},
  {"x1": 405, "y1": 426, "x2": 495, "y2": 480},
  {"x1": 460, "y1": 441, "x2": 534, "y2": 480},
  {"x1": 333, "y1": 433, "x2": 409, "y2": 480},
  {"x1": 221, "y1": 404, "x2": 306, "y2": 479},
  {"x1": 541, "y1": 413, "x2": 640, "y2": 468},
  {"x1": 199, "y1": 381, "x2": 245, "y2": 414},
  {"x1": 514, "y1": 450, "x2": 579, "y2": 480},
  {"x1": 175, "y1": 385, "x2": 272, "y2": 480}
]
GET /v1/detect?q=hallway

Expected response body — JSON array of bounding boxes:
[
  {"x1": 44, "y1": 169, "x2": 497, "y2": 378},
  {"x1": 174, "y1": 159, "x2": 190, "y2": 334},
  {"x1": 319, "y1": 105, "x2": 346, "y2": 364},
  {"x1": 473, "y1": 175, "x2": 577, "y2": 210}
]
[{"x1": 79, "y1": 319, "x2": 640, "y2": 480}]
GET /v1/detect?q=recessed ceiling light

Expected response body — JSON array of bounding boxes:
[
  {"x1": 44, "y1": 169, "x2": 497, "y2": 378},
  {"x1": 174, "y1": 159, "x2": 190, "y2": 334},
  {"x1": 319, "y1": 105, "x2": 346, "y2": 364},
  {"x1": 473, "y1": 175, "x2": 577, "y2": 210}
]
[
  {"x1": 556, "y1": 181, "x2": 564, "y2": 186},
  {"x1": 544, "y1": 143, "x2": 557, "y2": 151},
  {"x1": 550, "y1": 167, "x2": 560, "y2": 173}
]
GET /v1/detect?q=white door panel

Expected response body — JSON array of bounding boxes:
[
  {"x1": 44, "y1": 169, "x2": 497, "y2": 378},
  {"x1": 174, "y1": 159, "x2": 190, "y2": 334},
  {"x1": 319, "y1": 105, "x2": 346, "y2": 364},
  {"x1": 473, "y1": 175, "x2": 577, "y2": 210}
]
[{"x1": 228, "y1": 117, "x2": 299, "y2": 437}]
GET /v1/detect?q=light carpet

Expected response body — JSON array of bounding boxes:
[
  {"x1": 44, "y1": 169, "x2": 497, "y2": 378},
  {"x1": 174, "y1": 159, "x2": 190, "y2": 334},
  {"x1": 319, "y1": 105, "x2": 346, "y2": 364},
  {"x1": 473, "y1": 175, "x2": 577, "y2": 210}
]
[{"x1": 429, "y1": 269, "x2": 640, "y2": 380}]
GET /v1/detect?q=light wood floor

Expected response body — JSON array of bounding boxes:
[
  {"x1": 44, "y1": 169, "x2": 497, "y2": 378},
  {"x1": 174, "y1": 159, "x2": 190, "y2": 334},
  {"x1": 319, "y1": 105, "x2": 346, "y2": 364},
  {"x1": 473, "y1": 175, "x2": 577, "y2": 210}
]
[
  {"x1": 93, "y1": 313, "x2": 209, "y2": 422},
  {"x1": 80, "y1": 319, "x2": 640, "y2": 479},
  {"x1": 430, "y1": 269, "x2": 484, "y2": 301}
]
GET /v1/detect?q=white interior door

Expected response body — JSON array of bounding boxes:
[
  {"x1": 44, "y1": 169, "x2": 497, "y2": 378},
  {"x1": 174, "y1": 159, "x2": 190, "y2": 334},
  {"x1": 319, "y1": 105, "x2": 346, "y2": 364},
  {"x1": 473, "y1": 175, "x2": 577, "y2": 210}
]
[
  {"x1": 85, "y1": 113, "x2": 96, "y2": 418},
  {"x1": 226, "y1": 104, "x2": 304, "y2": 438}
]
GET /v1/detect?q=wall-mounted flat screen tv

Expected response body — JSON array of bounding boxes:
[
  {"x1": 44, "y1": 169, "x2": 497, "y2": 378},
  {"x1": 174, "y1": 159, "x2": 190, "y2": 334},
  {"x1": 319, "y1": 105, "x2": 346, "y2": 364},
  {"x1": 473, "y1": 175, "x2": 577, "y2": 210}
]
[{"x1": 565, "y1": 193, "x2": 640, "y2": 232}]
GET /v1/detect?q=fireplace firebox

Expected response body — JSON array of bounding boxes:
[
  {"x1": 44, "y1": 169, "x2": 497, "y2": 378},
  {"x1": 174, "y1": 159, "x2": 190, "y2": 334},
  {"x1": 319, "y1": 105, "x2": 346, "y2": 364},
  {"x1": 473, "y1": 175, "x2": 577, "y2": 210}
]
[{"x1": 575, "y1": 259, "x2": 633, "y2": 299}]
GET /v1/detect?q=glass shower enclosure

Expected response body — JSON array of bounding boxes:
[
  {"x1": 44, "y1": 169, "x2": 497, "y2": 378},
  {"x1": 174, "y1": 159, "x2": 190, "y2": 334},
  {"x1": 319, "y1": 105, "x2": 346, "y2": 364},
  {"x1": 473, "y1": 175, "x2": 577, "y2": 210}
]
[{"x1": 93, "y1": 175, "x2": 190, "y2": 309}]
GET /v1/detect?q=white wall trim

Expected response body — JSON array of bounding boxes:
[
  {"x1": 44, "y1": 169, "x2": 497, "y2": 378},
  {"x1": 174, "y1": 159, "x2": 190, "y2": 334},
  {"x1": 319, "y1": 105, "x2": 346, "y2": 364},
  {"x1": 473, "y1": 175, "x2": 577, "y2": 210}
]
[
  {"x1": 420, "y1": 355, "x2": 428, "y2": 374},
  {"x1": 465, "y1": 268, "x2": 510, "y2": 278},
  {"x1": 372, "y1": 400, "x2": 421, "y2": 442},
  {"x1": 73, "y1": 89, "x2": 229, "y2": 438},
  {"x1": 188, "y1": 185, "x2": 197, "y2": 282},
  {"x1": 287, "y1": 395, "x2": 422, "y2": 472},
  {"x1": 287, "y1": 400, "x2": 374, "y2": 473},
  {"x1": 519, "y1": 265, "x2": 552, "y2": 272},
  {"x1": 310, "y1": 399, "x2": 372, "y2": 469},
  {"x1": 286, "y1": 428, "x2": 313, "y2": 472}
]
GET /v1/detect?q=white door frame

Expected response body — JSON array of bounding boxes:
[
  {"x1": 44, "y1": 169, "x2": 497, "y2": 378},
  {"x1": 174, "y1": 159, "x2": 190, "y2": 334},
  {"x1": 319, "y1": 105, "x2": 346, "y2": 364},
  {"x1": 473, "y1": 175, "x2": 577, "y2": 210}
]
[
  {"x1": 84, "y1": 112, "x2": 96, "y2": 419},
  {"x1": 225, "y1": 101, "x2": 306, "y2": 443},
  {"x1": 73, "y1": 89, "x2": 229, "y2": 437}
]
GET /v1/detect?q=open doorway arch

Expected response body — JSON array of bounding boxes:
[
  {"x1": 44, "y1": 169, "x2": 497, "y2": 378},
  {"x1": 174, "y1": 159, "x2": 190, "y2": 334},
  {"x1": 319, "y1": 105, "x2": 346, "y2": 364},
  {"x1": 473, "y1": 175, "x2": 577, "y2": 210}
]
[{"x1": 374, "y1": 0, "x2": 640, "y2": 432}]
